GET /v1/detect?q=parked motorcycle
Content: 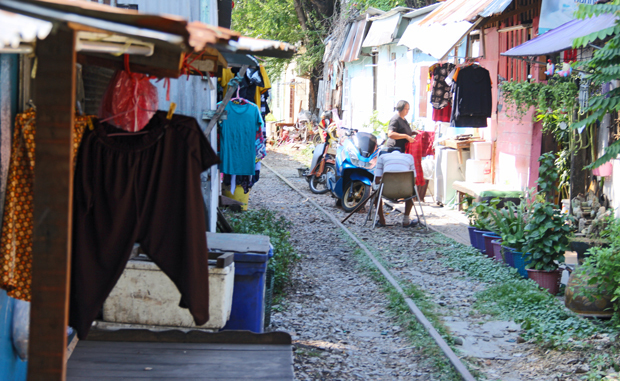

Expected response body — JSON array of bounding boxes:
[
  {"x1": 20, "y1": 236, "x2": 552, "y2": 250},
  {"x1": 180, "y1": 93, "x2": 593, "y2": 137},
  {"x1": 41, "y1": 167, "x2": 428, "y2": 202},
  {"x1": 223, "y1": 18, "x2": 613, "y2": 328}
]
[
  {"x1": 305, "y1": 123, "x2": 338, "y2": 194},
  {"x1": 326, "y1": 129, "x2": 380, "y2": 212}
]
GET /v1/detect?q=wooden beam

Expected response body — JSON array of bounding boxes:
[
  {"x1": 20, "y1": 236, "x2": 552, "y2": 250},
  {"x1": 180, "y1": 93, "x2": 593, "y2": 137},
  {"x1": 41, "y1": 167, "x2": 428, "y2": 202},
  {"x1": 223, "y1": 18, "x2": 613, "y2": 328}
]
[
  {"x1": 76, "y1": 46, "x2": 184, "y2": 78},
  {"x1": 28, "y1": 27, "x2": 76, "y2": 380}
]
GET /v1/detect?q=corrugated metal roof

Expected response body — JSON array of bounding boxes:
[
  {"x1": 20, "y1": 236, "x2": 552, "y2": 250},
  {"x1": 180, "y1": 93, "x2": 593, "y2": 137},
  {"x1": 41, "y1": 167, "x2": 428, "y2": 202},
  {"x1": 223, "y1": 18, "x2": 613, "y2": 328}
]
[
  {"x1": 502, "y1": 14, "x2": 617, "y2": 56},
  {"x1": 403, "y1": 3, "x2": 442, "y2": 19},
  {"x1": 362, "y1": 12, "x2": 402, "y2": 47},
  {"x1": 0, "y1": 10, "x2": 51, "y2": 50},
  {"x1": 419, "y1": 0, "x2": 513, "y2": 25},
  {"x1": 0, "y1": 0, "x2": 296, "y2": 59},
  {"x1": 340, "y1": 18, "x2": 368, "y2": 62}
]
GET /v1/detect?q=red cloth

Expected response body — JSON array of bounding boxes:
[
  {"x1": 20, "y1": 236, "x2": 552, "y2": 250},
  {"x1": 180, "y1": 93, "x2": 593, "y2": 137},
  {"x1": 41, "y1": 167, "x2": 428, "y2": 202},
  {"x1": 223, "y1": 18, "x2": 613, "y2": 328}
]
[
  {"x1": 405, "y1": 131, "x2": 435, "y2": 186},
  {"x1": 432, "y1": 102, "x2": 451, "y2": 122}
]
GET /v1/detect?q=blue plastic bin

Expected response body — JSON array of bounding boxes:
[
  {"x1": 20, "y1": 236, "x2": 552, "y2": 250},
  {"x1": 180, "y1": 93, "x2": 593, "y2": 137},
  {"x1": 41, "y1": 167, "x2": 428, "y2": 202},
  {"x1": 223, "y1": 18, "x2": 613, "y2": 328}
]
[{"x1": 222, "y1": 246, "x2": 274, "y2": 333}]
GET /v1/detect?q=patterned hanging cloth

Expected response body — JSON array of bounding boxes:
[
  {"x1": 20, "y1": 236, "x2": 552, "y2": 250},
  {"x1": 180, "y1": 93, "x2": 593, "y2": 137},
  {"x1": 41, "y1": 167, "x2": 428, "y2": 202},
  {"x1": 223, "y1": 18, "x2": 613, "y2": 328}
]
[{"x1": 0, "y1": 109, "x2": 91, "y2": 301}]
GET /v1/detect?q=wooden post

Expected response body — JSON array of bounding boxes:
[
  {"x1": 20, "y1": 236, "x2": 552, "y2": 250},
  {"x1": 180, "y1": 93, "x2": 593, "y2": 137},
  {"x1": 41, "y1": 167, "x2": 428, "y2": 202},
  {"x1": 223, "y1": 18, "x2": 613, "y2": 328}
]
[{"x1": 28, "y1": 27, "x2": 76, "y2": 381}]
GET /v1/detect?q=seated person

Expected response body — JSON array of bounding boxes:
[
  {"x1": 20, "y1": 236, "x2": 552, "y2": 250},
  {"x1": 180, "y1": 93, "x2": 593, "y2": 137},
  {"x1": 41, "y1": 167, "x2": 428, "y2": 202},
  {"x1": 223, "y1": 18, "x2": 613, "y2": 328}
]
[{"x1": 374, "y1": 147, "x2": 418, "y2": 227}]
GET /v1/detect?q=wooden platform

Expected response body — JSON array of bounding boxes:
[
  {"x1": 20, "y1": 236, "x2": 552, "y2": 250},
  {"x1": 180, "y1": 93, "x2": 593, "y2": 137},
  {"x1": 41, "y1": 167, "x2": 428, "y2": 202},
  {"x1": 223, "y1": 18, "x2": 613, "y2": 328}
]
[{"x1": 67, "y1": 329, "x2": 293, "y2": 380}]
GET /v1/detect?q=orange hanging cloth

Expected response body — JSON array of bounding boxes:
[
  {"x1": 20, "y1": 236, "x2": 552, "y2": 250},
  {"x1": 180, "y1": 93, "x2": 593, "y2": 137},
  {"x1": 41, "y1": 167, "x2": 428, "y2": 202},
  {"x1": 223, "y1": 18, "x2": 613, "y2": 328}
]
[{"x1": 0, "y1": 110, "x2": 91, "y2": 301}]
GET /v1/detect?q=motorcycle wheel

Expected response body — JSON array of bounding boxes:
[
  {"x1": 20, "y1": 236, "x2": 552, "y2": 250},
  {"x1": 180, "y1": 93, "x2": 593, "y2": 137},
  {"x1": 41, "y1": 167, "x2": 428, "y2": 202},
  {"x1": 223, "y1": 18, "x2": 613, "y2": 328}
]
[
  {"x1": 309, "y1": 164, "x2": 336, "y2": 194},
  {"x1": 312, "y1": 133, "x2": 323, "y2": 146},
  {"x1": 342, "y1": 180, "x2": 370, "y2": 212}
]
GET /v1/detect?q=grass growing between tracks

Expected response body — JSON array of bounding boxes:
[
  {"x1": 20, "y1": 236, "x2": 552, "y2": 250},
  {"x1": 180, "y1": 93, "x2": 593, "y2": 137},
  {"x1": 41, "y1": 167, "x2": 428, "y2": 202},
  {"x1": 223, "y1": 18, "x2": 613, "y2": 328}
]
[
  {"x1": 429, "y1": 233, "x2": 613, "y2": 347},
  {"x1": 341, "y1": 233, "x2": 481, "y2": 380}
]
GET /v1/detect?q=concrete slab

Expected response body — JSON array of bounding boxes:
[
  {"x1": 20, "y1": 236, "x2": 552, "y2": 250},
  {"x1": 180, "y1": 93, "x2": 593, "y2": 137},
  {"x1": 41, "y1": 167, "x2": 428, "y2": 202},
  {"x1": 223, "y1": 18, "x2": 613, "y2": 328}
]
[{"x1": 445, "y1": 320, "x2": 521, "y2": 360}]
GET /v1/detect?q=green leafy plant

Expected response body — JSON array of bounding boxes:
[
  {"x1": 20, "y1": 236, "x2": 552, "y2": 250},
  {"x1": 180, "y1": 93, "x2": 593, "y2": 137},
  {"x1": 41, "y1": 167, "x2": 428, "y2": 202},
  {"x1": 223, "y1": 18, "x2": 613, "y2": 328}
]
[
  {"x1": 462, "y1": 198, "x2": 500, "y2": 232},
  {"x1": 523, "y1": 201, "x2": 574, "y2": 271},
  {"x1": 227, "y1": 209, "x2": 301, "y2": 293},
  {"x1": 537, "y1": 152, "x2": 559, "y2": 202},
  {"x1": 434, "y1": 235, "x2": 604, "y2": 346},
  {"x1": 488, "y1": 198, "x2": 531, "y2": 252},
  {"x1": 579, "y1": 217, "x2": 620, "y2": 319},
  {"x1": 571, "y1": 1, "x2": 620, "y2": 169},
  {"x1": 501, "y1": 78, "x2": 578, "y2": 145},
  {"x1": 363, "y1": 110, "x2": 389, "y2": 137}
]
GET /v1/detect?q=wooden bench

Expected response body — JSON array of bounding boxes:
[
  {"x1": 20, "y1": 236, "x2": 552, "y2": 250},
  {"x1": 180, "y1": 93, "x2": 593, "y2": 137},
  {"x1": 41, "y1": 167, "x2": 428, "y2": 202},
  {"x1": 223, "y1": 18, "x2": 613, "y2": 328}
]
[{"x1": 452, "y1": 181, "x2": 522, "y2": 210}]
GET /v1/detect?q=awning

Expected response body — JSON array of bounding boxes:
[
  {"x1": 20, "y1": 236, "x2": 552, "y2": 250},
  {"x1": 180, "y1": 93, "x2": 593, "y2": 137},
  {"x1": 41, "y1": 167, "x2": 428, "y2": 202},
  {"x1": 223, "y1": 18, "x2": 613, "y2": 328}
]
[
  {"x1": 399, "y1": 0, "x2": 512, "y2": 59},
  {"x1": 398, "y1": 20, "x2": 476, "y2": 59},
  {"x1": 340, "y1": 18, "x2": 368, "y2": 62},
  {"x1": 362, "y1": 12, "x2": 402, "y2": 47},
  {"x1": 502, "y1": 14, "x2": 617, "y2": 57}
]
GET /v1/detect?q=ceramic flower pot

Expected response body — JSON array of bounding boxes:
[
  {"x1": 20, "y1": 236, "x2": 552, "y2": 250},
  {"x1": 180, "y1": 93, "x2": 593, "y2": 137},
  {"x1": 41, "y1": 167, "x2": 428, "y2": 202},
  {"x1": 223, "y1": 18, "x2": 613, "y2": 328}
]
[
  {"x1": 511, "y1": 251, "x2": 530, "y2": 279},
  {"x1": 527, "y1": 268, "x2": 562, "y2": 295},
  {"x1": 565, "y1": 267, "x2": 613, "y2": 318},
  {"x1": 482, "y1": 233, "x2": 500, "y2": 260}
]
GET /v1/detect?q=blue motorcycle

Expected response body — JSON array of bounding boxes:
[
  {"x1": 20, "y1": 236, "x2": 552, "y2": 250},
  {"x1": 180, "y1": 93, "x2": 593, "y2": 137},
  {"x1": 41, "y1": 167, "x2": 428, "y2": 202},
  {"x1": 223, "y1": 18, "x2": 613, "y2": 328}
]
[{"x1": 326, "y1": 130, "x2": 380, "y2": 212}]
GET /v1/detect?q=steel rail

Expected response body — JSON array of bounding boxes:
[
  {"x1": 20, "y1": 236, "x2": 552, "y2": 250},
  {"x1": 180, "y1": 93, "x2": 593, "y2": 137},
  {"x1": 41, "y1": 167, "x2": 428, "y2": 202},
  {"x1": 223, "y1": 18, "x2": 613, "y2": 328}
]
[{"x1": 262, "y1": 162, "x2": 476, "y2": 381}]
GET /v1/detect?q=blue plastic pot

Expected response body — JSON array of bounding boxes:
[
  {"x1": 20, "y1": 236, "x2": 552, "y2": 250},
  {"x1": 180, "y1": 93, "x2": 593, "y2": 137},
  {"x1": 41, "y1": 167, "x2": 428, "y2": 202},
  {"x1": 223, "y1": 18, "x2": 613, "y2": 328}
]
[
  {"x1": 473, "y1": 229, "x2": 491, "y2": 253},
  {"x1": 502, "y1": 246, "x2": 515, "y2": 267},
  {"x1": 511, "y1": 251, "x2": 531, "y2": 279},
  {"x1": 467, "y1": 226, "x2": 477, "y2": 247}
]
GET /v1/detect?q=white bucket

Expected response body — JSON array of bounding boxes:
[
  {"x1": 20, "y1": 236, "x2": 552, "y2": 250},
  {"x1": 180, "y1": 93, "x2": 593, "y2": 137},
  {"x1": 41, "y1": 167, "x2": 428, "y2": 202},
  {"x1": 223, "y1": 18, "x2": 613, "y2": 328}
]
[{"x1": 466, "y1": 159, "x2": 491, "y2": 183}]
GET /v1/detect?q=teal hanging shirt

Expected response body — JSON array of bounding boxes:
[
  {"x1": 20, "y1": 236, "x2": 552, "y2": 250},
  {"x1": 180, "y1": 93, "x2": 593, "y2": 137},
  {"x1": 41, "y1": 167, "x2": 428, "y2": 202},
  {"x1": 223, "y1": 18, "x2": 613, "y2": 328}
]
[{"x1": 219, "y1": 102, "x2": 262, "y2": 176}]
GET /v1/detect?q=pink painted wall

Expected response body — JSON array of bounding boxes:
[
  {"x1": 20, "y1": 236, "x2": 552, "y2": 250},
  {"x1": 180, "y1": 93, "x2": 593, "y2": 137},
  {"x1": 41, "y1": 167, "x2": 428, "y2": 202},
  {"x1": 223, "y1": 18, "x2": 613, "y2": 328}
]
[{"x1": 477, "y1": 26, "x2": 540, "y2": 190}]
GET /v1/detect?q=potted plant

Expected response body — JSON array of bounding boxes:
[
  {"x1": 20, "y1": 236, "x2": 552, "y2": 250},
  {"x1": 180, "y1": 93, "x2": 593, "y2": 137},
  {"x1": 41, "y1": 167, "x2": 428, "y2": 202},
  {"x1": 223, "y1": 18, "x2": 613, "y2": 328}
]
[
  {"x1": 489, "y1": 199, "x2": 530, "y2": 271},
  {"x1": 522, "y1": 200, "x2": 574, "y2": 294},
  {"x1": 463, "y1": 199, "x2": 498, "y2": 253},
  {"x1": 566, "y1": 215, "x2": 617, "y2": 318}
]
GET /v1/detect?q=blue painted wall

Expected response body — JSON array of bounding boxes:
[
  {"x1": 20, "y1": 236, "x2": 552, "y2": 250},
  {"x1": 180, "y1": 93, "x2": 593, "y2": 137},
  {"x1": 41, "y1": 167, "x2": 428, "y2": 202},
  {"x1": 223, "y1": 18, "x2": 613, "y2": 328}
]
[{"x1": 0, "y1": 54, "x2": 27, "y2": 381}]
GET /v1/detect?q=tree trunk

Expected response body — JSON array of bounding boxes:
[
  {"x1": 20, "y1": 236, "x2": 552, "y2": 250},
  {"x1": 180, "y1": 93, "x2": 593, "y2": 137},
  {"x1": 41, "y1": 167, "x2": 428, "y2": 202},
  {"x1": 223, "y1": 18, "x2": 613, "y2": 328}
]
[
  {"x1": 293, "y1": 0, "x2": 309, "y2": 32},
  {"x1": 309, "y1": 64, "x2": 322, "y2": 113}
]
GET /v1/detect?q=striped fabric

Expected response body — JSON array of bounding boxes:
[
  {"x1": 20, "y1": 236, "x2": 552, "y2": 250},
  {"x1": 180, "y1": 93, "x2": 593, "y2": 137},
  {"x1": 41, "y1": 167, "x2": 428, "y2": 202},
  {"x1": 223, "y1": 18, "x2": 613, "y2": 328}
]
[{"x1": 375, "y1": 152, "x2": 415, "y2": 178}]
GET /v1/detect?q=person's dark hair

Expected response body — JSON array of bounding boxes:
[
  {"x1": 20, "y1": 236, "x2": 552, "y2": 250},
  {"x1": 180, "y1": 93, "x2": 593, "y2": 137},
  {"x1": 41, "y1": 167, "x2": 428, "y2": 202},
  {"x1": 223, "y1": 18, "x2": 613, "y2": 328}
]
[
  {"x1": 395, "y1": 100, "x2": 409, "y2": 112},
  {"x1": 321, "y1": 110, "x2": 332, "y2": 120}
]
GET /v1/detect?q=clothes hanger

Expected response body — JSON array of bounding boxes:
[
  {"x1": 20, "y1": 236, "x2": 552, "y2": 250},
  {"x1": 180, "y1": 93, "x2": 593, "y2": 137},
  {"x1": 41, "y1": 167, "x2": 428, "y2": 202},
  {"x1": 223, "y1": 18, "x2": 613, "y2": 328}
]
[{"x1": 230, "y1": 87, "x2": 248, "y2": 105}]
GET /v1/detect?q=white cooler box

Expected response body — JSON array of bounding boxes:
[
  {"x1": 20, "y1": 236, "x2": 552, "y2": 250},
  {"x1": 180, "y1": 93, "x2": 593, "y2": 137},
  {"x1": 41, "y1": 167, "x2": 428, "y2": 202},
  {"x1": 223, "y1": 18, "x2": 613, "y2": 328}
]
[
  {"x1": 471, "y1": 142, "x2": 492, "y2": 160},
  {"x1": 103, "y1": 259, "x2": 235, "y2": 329},
  {"x1": 466, "y1": 159, "x2": 492, "y2": 183}
]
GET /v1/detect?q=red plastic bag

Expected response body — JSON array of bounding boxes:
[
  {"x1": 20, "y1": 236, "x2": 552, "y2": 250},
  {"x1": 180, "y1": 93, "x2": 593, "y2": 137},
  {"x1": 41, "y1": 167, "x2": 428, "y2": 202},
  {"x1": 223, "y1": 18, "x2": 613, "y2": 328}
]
[{"x1": 99, "y1": 69, "x2": 158, "y2": 132}]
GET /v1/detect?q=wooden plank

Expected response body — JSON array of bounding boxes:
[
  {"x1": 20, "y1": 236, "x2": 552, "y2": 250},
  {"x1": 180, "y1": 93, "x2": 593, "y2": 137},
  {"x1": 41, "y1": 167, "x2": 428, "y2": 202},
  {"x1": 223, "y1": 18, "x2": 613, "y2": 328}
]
[
  {"x1": 206, "y1": 232, "x2": 270, "y2": 254},
  {"x1": 28, "y1": 27, "x2": 76, "y2": 381},
  {"x1": 71, "y1": 341, "x2": 291, "y2": 352},
  {"x1": 67, "y1": 341, "x2": 293, "y2": 380},
  {"x1": 216, "y1": 252, "x2": 234, "y2": 268},
  {"x1": 85, "y1": 328, "x2": 291, "y2": 345}
]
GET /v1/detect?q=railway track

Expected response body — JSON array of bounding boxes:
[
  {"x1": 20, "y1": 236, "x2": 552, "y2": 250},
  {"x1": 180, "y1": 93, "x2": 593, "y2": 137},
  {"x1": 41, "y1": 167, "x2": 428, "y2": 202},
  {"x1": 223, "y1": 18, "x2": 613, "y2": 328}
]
[{"x1": 262, "y1": 161, "x2": 476, "y2": 381}]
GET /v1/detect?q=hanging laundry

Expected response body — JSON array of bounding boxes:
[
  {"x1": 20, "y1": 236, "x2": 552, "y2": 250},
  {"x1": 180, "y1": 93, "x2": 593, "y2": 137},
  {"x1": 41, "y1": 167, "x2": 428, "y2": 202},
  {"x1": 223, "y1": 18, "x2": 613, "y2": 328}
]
[
  {"x1": 0, "y1": 110, "x2": 91, "y2": 302},
  {"x1": 219, "y1": 102, "x2": 263, "y2": 176},
  {"x1": 70, "y1": 111, "x2": 219, "y2": 339},
  {"x1": 430, "y1": 63, "x2": 456, "y2": 110},
  {"x1": 432, "y1": 101, "x2": 452, "y2": 123},
  {"x1": 450, "y1": 65, "x2": 492, "y2": 128}
]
